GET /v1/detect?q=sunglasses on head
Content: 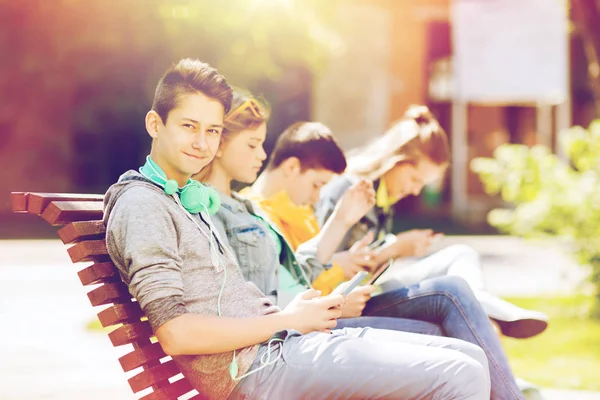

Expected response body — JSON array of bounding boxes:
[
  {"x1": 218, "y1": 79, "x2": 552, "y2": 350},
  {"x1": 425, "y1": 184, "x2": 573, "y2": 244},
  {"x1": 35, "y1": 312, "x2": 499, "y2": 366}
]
[{"x1": 225, "y1": 99, "x2": 261, "y2": 123}]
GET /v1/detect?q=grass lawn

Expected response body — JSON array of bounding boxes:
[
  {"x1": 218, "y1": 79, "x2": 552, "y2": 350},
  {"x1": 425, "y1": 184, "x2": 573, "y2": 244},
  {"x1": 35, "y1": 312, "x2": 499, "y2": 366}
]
[{"x1": 501, "y1": 295, "x2": 600, "y2": 391}]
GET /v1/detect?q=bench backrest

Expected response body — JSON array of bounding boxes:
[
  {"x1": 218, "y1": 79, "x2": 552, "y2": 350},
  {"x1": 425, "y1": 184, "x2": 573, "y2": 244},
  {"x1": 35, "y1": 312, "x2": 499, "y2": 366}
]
[{"x1": 12, "y1": 192, "x2": 204, "y2": 400}]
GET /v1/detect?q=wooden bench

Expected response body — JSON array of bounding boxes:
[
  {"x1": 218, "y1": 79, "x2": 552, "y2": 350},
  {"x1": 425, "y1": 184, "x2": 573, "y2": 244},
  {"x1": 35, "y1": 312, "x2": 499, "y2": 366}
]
[{"x1": 11, "y1": 192, "x2": 203, "y2": 400}]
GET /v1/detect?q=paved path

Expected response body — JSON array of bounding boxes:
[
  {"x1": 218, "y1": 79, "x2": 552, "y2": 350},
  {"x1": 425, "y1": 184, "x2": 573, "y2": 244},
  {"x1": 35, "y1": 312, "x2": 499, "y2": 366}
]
[{"x1": 0, "y1": 238, "x2": 597, "y2": 399}]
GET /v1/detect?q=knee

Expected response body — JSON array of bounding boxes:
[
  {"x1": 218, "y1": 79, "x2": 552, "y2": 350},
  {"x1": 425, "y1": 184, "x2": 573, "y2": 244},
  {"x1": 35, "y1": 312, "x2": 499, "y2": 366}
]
[
  {"x1": 446, "y1": 244, "x2": 480, "y2": 261},
  {"x1": 460, "y1": 342, "x2": 489, "y2": 373},
  {"x1": 443, "y1": 352, "x2": 490, "y2": 399},
  {"x1": 429, "y1": 275, "x2": 475, "y2": 299}
]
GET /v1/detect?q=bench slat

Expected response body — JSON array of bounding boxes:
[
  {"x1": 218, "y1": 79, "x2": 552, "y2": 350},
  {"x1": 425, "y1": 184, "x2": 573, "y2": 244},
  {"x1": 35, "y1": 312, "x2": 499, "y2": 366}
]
[
  {"x1": 119, "y1": 342, "x2": 167, "y2": 372},
  {"x1": 139, "y1": 377, "x2": 194, "y2": 400},
  {"x1": 98, "y1": 303, "x2": 145, "y2": 327},
  {"x1": 58, "y1": 220, "x2": 106, "y2": 244},
  {"x1": 88, "y1": 282, "x2": 132, "y2": 307},
  {"x1": 109, "y1": 321, "x2": 154, "y2": 347},
  {"x1": 11, "y1": 191, "x2": 195, "y2": 398},
  {"x1": 68, "y1": 239, "x2": 109, "y2": 263},
  {"x1": 78, "y1": 262, "x2": 119, "y2": 286},
  {"x1": 11, "y1": 192, "x2": 28, "y2": 212},
  {"x1": 41, "y1": 201, "x2": 104, "y2": 226},
  {"x1": 28, "y1": 193, "x2": 104, "y2": 215},
  {"x1": 128, "y1": 360, "x2": 182, "y2": 393}
]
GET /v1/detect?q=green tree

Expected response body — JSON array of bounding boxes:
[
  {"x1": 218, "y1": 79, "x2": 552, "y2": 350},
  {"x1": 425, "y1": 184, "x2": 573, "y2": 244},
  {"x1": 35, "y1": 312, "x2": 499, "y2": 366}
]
[
  {"x1": 0, "y1": 0, "x2": 342, "y2": 201},
  {"x1": 471, "y1": 121, "x2": 600, "y2": 317}
]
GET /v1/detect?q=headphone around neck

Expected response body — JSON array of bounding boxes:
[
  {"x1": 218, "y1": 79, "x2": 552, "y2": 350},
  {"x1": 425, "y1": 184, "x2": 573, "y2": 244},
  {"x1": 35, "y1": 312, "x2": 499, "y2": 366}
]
[
  {"x1": 139, "y1": 155, "x2": 280, "y2": 381},
  {"x1": 139, "y1": 155, "x2": 221, "y2": 215}
]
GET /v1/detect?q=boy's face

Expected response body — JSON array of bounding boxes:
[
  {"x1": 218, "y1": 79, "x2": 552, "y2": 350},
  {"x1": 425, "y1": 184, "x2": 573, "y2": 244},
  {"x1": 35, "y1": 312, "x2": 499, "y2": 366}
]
[
  {"x1": 286, "y1": 167, "x2": 334, "y2": 207},
  {"x1": 147, "y1": 92, "x2": 224, "y2": 185}
]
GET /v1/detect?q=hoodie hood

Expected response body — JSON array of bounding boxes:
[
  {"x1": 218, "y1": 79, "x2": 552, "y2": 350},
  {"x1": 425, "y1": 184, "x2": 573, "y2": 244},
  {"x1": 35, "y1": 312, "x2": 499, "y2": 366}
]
[{"x1": 103, "y1": 169, "x2": 163, "y2": 225}]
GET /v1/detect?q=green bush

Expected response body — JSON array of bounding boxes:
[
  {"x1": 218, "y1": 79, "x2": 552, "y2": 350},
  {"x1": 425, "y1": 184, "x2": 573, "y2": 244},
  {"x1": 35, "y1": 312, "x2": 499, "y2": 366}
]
[{"x1": 471, "y1": 121, "x2": 600, "y2": 317}]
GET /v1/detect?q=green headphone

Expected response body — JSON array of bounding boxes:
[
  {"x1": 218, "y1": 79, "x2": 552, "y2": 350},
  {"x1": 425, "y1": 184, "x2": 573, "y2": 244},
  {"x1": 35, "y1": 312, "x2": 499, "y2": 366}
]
[{"x1": 139, "y1": 155, "x2": 221, "y2": 215}]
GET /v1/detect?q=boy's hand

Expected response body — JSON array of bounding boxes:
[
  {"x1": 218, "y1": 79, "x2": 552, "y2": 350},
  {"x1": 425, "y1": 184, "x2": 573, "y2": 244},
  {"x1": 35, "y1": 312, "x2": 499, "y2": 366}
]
[
  {"x1": 340, "y1": 285, "x2": 375, "y2": 318},
  {"x1": 332, "y1": 179, "x2": 376, "y2": 227},
  {"x1": 281, "y1": 290, "x2": 344, "y2": 334}
]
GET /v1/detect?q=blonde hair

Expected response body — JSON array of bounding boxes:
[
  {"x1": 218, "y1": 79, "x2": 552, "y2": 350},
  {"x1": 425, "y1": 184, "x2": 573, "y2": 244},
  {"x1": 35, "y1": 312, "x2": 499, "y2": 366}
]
[
  {"x1": 346, "y1": 105, "x2": 450, "y2": 180},
  {"x1": 194, "y1": 89, "x2": 270, "y2": 181}
]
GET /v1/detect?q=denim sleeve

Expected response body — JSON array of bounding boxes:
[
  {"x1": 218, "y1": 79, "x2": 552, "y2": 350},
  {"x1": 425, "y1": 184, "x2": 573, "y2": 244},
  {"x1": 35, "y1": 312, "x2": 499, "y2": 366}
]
[
  {"x1": 315, "y1": 194, "x2": 337, "y2": 229},
  {"x1": 210, "y1": 210, "x2": 233, "y2": 253},
  {"x1": 315, "y1": 176, "x2": 358, "y2": 252},
  {"x1": 295, "y1": 236, "x2": 327, "y2": 282}
]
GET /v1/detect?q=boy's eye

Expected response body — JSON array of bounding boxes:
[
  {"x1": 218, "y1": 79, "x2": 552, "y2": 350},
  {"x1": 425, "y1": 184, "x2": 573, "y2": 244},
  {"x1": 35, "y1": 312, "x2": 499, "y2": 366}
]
[
  {"x1": 183, "y1": 124, "x2": 195, "y2": 130},
  {"x1": 208, "y1": 129, "x2": 221, "y2": 135},
  {"x1": 248, "y1": 145, "x2": 257, "y2": 149}
]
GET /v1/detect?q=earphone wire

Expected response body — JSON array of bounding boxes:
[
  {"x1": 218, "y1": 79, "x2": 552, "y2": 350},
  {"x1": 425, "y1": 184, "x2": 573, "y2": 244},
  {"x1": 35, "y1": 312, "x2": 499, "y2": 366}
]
[
  {"x1": 172, "y1": 193, "x2": 284, "y2": 381},
  {"x1": 231, "y1": 337, "x2": 285, "y2": 381}
]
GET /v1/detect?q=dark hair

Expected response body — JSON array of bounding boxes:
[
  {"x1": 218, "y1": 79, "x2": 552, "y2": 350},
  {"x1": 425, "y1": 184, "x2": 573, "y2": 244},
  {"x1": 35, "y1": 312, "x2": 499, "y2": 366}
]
[
  {"x1": 267, "y1": 121, "x2": 346, "y2": 174},
  {"x1": 152, "y1": 58, "x2": 233, "y2": 123}
]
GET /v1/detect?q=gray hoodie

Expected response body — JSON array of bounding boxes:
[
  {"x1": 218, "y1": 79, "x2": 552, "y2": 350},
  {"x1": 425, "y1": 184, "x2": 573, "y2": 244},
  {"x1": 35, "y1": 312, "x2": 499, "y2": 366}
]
[{"x1": 103, "y1": 170, "x2": 279, "y2": 399}]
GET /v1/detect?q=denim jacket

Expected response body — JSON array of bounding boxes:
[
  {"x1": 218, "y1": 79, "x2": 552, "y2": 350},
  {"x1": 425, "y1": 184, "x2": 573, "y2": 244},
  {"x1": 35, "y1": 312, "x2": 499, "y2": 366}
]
[
  {"x1": 211, "y1": 191, "x2": 323, "y2": 305},
  {"x1": 316, "y1": 175, "x2": 393, "y2": 251}
]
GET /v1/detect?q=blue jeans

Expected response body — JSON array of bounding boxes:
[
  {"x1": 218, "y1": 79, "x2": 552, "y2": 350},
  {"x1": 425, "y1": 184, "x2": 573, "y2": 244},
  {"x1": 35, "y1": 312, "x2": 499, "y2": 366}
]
[{"x1": 363, "y1": 275, "x2": 524, "y2": 400}]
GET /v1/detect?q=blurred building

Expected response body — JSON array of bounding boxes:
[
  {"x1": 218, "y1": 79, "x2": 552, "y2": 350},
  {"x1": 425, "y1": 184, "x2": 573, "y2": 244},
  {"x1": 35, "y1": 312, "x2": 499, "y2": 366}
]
[{"x1": 313, "y1": 0, "x2": 592, "y2": 230}]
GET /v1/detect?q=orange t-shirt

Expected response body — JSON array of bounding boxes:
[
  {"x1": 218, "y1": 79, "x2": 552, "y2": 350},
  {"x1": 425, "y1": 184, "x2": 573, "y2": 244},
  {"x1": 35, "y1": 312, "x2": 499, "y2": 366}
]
[{"x1": 240, "y1": 187, "x2": 345, "y2": 294}]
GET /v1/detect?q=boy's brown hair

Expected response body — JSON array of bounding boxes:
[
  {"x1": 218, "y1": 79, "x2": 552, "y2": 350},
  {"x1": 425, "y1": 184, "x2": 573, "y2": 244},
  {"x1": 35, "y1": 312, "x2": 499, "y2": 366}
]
[
  {"x1": 152, "y1": 58, "x2": 233, "y2": 123},
  {"x1": 267, "y1": 121, "x2": 347, "y2": 174}
]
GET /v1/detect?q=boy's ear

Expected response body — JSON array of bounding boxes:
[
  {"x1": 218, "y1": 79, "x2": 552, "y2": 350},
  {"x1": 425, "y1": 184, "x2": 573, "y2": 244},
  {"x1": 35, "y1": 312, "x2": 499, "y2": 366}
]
[
  {"x1": 281, "y1": 157, "x2": 301, "y2": 177},
  {"x1": 145, "y1": 110, "x2": 162, "y2": 139}
]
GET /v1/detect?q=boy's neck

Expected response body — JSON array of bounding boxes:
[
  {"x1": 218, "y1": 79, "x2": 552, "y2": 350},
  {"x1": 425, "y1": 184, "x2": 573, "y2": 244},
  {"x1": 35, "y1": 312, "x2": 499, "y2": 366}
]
[
  {"x1": 253, "y1": 169, "x2": 287, "y2": 200},
  {"x1": 205, "y1": 164, "x2": 232, "y2": 196},
  {"x1": 149, "y1": 150, "x2": 189, "y2": 187}
]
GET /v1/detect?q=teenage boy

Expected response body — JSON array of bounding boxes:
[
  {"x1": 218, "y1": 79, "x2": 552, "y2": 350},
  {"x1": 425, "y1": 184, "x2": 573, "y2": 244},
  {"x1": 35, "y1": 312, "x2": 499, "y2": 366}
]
[{"x1": 241, "y1": 122, "x2": 379, "y2": 293}]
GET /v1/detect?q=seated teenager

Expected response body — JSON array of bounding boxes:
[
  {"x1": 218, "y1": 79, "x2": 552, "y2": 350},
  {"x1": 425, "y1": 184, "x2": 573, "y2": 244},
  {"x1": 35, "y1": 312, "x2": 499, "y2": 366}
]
[
  {"x1": 103, "y1": 59, "x2": 491, "y2": 400},
  {"x1": 200, "y1": 91, "x2": 526, "y2": 400},
  {"x1": 314, "y1": 105, "x2": 548, "y2": 340}
]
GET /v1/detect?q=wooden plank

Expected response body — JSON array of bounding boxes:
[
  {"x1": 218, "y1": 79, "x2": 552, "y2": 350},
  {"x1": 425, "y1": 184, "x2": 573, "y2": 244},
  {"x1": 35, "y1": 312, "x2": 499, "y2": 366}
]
[
  {"x1": 78, "y1": 262, "x2": 119, "y2": 286},
  {"x1": 119, "y1": 342, "x2": 167, "y2": 372},
  {"x1": 67, "y1": 240, "x2": 109, "y2": 263},
  {"x1": 11, "y1": 192, "x2": 29, "y2": 212},
  {"x1": 109, "y1": 321, "x2": 154, "y2": 347},
  {"x1": 58, "y1": 220, "x2": 106, "y2": 244},
  {"x1": 128, "y1": 360, "x2": 182, "y2": 393},
  {"x1": 97, "y1": 303, "x2": 144, "y2": 328},
  {"x1": 41, "y1": 201, "x2": 103, "y2": 226},
  {"x1": 28, "y1": 193, "x2": 104, "y2": 215},
  {"x1": 139, "y1": 377, "x2": 194, "y2": 400},
  {"x1": 87, "y1": 282, "x2": 132, "y2": 307}
]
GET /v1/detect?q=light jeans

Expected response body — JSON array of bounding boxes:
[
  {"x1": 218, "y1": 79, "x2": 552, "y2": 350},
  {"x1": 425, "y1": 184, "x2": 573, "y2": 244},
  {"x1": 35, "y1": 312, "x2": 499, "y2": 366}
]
[
  {"x1": 364, "y1": 275, "x2": 525, "y2": 400},
  {"x1": 230, "y1": 326, "x2": 490, "y2": 400}
]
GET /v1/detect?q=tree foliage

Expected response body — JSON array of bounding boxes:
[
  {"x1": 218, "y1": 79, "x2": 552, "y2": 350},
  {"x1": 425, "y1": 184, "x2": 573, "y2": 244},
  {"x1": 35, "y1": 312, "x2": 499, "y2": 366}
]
[
  {"x1": 472, "y1": 121, "x2": 600, "y2": 317},
  {"x1": 0, "y1": 0, "x2": 341, "y2": 195}
]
